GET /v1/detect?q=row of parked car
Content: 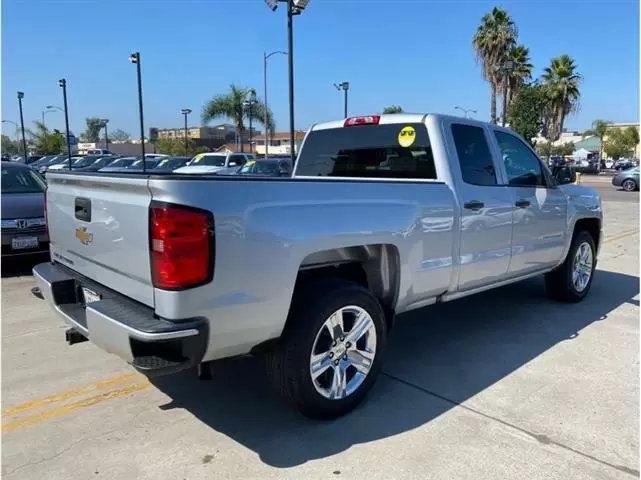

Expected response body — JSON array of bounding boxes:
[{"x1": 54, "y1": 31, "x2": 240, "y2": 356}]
[{"x1": 25, "y1": 151, "x2": 294, "y2": 177}]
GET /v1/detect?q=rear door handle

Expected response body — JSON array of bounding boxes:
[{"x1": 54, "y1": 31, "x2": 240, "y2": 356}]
[
  {"x1": 515, "y1": 199, "x2": 531, "y2": 208},
  {"x1": 463, "y1": 200, "x2": 485, "y2": 211}
]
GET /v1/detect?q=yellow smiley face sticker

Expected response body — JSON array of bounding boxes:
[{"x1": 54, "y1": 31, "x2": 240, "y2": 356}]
[{"x1": 398, "y1": 126, "x2": 416, "y2": 148}]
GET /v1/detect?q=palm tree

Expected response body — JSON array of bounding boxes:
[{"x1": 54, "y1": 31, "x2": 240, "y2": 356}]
[
  {"x1": 584, "y1": 119, "x2": 611, "y2": 167},
  {"x1": 540, "y1": 54, "x2": 582, "y2": 143},
  {"x1": 473, "y1": 7, "x2": 518, "y2": 124},
  {"x1": 202, "y1": 84, "x2": 275, "y2": 153},
  {"x1": 505, "y1": 44, "x2": 533, "y2": 112}
]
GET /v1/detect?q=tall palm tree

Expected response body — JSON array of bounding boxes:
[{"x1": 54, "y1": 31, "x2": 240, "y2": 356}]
[
  {"x1": 473, "y1": 7, "x2": 518, "y2": 124},
  {"x1": 540, "y1": 54, "x2": 582, "y2": 143},
  {"x1": 202, "y1": 84, "x2": 275, "y2": 153},
  {"x1": 505, "y1": 44, "x2": 533, "y2": 112}
]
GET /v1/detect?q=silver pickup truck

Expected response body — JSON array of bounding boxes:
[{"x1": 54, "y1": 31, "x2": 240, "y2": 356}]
[{"x1": 33, "y1": 114, "x2": 602, "y2": 419}]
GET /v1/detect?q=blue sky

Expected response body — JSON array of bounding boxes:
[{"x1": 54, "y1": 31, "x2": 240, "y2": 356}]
[{"x1": 2, "y1": 0, "x2": 639, "y2": 139}]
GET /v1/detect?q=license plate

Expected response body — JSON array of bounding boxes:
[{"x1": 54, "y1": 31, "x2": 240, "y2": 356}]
[
  {"x1": 11, "y1": 236, "x2": 39, "y2": 250},
  {"x1": 82, "y1": 287, "x2": 102, "y2": 304}
]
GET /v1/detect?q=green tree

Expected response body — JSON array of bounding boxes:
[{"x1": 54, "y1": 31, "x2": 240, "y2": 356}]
[
  {"x1": 79, "y1": 117, "x2": 103, "y2": 142},
  {"x1": 604, "y1": 126, "x2": 640, "y2": 159},
  {"x1": 507, "y1": 82, "x2": 545, "y2": 147},
  {"x1": 473, "y1": 7, "x2": 517, "y2": 124},
  {"x1": 29, "y1": 121, "x2": 65, "y2": 155},
  {"x1": 383, "y1": 105, "x2": 404, "y2": 114},
  {"x1": 550, "y1": 142, "x2": 575, "y2": 156},
  {"x1": 110, "y1": 129, "x2": 131, "y2": 142},
  {"x1": 202, "y1": 85, "x2": 275, "y2": 153},
  {"x1": 540, "y1": 54, "x2": 582, "y2": 144},
  {"x1": 505, "y1": 44, "x2": 533, "y2": 113},
  {"x1": 1, "y1": 134, "x2": 20, "y2": 155},
  {"x1": 154, "y1": 138, "x2": 210, "y2": 156},
  {"x1": 583, "y1": 119, "x2": 610, "y2": 163},
  {"x1": 536, "y1": 141, "x2": 552, "y2": 158}
]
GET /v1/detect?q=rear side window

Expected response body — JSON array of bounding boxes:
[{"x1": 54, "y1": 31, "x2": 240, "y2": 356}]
[
  {"x1": 451, "y1": 124, "x2": 497, "y2": 186},
  {"x1": 295, "y1": 123, "x2": 437, "y2": 179}
]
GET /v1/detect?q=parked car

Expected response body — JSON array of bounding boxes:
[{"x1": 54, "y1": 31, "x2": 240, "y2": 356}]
[
  {"x1": 614, "y1": 159, "x2": 636, "y2": 171},
  {"x1": 217, "y1": 157, "x2": 293, "y2": 177},
  {"x1": 150, "y1": 156, "x2": 191, "y2": 172},
  {"x1": 36, "y1": 155, "x2": 70, "y2": 174},
  {"x1": 34, "y1": 113, "x2": 603, "y2": 419},
  {"x1": 47, "y1": 156, "x2": 86, "y2": 172},
  {"x1": 1, "y1": 162, "x2": 48, "y2": 256},
  {"x1": 86, "y1": 149, "x2": 114, "y2": 156},
  {"x1": 611, "y1": 166, "x2": 639, "y2": 191},
  {"x1": 98, "y1": 156, "x2": 139, "y2": 172},
  {"x1": 73, "y1": 156, "x2": 121, "y2": 173},
  {"x1": 174, "y1": 152, "x2": 255, "y2": 174},
  {"x1": 28, "y1": 155, "x2": 56, "y2": 168}
]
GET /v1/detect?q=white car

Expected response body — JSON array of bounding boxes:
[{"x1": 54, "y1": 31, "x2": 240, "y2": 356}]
[{"x1": 173, "y1": 152, "x2": 255, "y2": 174}]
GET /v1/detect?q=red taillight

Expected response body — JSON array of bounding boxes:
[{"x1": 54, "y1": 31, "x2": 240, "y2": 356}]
[
  {"x1": 149, "y1": 202, "x2": 213, "y2": 290},
  {"x1": 344, "y1": 115, "x2": 380, "y2": 127}
]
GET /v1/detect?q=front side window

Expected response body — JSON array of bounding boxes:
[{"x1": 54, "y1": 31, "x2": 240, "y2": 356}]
[
  {"x1": 229, "y1": 155, "x2": 247, "y2": 166},
  {"x1": 295, "y1": 123, "x2": 437, "y2": 179},
  {"x1": 494, "y1": 131, "x2": 546, "y2": 187},
  {"x1": 451, "y1": 124, "x2": 497, "y2": 186}
]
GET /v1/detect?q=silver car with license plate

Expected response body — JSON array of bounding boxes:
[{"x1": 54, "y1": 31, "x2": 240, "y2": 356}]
[{"x1": 1, "y1": 161, "x2": 49, "y2": 256}]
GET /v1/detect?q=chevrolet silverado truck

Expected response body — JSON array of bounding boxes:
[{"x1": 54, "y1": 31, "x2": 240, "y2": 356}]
[{"x1": 32, "y1": 114, "x2": 602, "y2": 419}]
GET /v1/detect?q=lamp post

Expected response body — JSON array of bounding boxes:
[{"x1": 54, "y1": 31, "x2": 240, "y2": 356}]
[
  {"x1": 57, "y1": 80, "x2": 72, "y2": 169},
  {"x1": 100, "y1": 119, "x2": 109, "y2": 150},
  {"x1": 129, "y1": 52, "x2": 146, "y2": 171},
  {"x1": 264, "y1": 0, "x2": 310, "y2": 163},
  {"x1": 243, "y1": 91, "x2": 257, "y2": 154},
  {"x1": 180, "y1": 108, "x2": 191, "y2": 155},
  {"x1": 454, "y1": 106, "x2": 477, "y2": 119},
  {"x1": 499, "y1": 59, "x2": 515, "y2": 127},
  {"x1": 333, "y1": 81, "x2": 349, "y2": 118},
  {"x1": 263, "y1": 50, "x2": 287, "y2": 157},
  {"x1": 16, "y1": 92, "x2": 28, "y2": 161},
  {"x1": 41, "y1": 105, "x2": 63, "y2": 128}
]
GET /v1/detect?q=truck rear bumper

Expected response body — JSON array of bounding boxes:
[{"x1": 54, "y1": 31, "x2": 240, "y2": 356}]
[{"x1": 32, "y1": 262, "x2": 209, "y2": 377}]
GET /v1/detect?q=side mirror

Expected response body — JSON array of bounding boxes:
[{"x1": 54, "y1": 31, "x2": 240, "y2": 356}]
[{"x1": 552, "y1": 166, "x2": 576, "y2": 185}]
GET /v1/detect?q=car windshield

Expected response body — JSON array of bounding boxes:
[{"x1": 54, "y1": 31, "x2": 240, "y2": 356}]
[
  {"x1": 72, "y1": 156, "x2": 101, "y2": 168},
  {"x1": 190, "y1": 154, "x2": 226, "y2": 167},
  {"x1": 128, "y1": 159, "x2": 159, "y2": 169},
  {"x1": 2, "y1": 165, "x2": 46, "y2": 194},
  {"x1": 105, "y1": 158, "x2": 136, "y2": 168},
  {"x1": 238, "y1": 160, "x2": 280, "y2": 175},
  {"x1": 153, "y1": 158, "x2": 188, "y2": 170},
  {"x1": 31, "y1": 155, "x2": 54, "y2": 167}
]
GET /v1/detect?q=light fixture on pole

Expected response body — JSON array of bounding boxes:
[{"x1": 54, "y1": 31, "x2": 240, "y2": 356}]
[
  {"x1": 454, "y1": 106, "x2": 477, "y2": 119},
  {"x1": 180, "y1": 108, "x2": 192, "y2": 155},
  {"x1": 100, "y1": 119, "x2": 109, "y2": 150},
  {"x1": 16, "y1": 92, "x2": 28, "y2": 161},
  {"x1": 41, "y1": 105, "x2": 63, "y2": 128},
  {"x1": 499, "y1": 59, "x2": 515, "y2": 127},
  {"x1": 263, "y1": 50, "x2": 287, "y2": 157},
  {"x1": 264, "y1": 0, "x2": 311, "y2": 163},
  {"x1": 243, "y1": 90, "x2": 257, "y2": 154},
  {"x1": 333, "y1": 81, "x2": 350, "y2": 118},
  {"x1": 57, "y1": 80, "x2": 73, "y2": 169},
  {"x1": 129, "y1": 52, "x2": 146, "y2": 172}
]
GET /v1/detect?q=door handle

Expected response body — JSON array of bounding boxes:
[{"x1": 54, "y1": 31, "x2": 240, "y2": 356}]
[
  {"x1": 515, "y1": 199, "x2": 531, "y2": 208},
  {"x1": 75, "y1": 197, "x2": 92, "y2": 222},
  {"x1": 463, "y1": 200, "x2": 485, "y2": 211}
]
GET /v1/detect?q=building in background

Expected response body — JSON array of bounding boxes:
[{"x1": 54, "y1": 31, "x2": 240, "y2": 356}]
[{"x1": 253, "y1": 131, "x2": 307, "y2": 156}]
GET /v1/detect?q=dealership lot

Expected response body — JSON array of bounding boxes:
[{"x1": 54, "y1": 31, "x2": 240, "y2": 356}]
[{"x1": 2, "y1": 189, "x2": 638, "y2": 480}]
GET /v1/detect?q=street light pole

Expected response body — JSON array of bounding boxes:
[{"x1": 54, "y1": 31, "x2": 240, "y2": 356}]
[
  {"x1": 57, "y1": 80, "x2": 72, "y2": 169},
  {"x1": 454, "y1": 106, "x2": 477, "y2": 119},
  {"x1": 263, "y1": 50, "x2": 286, "y2": 157},
  {"x1": 333, "y1": 81, "x2": 350, "y2": 118},
  {"x1": 17, "y1": 92, "x2": 28, "y2": 161},
  {"x1": 180, "y1": 108, "x2": 191, "y2": 156},
  {"x1": 129, "y1": 52, "x2": 146, "y2": 172}
]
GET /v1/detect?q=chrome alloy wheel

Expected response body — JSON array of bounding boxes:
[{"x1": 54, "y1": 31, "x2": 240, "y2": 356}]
[
  {"x1": 309, "y1": 306, "x2": 377, "y2": 400},
  {"x1": 623, "y1": 179, "x2": 636, "y2": 192},
  {"x1": 572, "y1": 241, "x2": 594, "y2": 292}
]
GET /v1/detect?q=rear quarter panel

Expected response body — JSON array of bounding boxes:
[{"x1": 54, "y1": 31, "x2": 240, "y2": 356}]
[
  {"x1": 558, "y1": 183, "x2": 603, "y2": 259},
  {"x1": 147, "y1": 178, "x2": 458, "y2": 361}
]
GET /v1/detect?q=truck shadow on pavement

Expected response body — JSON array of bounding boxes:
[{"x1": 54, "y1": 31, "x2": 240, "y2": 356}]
[
  {"x1": 1, "y1": 254, "x2": 48, "y2": 278},
  {"x1": 151, "y1": 269, "x2": 639, "y2": 468}
]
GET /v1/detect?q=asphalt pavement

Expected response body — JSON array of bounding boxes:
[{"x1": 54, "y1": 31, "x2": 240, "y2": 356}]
[{"x1": 1, "y1": 196, "x2": 638, "y2": 480}]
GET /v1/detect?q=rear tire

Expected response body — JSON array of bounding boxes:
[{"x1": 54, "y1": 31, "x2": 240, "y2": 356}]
[
  {"x1": 545, "y1": 230, "x2": 596, "y2": 302},
  {"x1": 622, "y1": 179, "x2": 637, "y2": 192},
  {"x1": 267, "y1": 278, "x2": 387, "y2": 420}
]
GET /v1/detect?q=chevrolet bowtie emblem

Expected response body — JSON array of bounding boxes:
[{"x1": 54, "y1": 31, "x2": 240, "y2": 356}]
[{"x1": 75, "y1": 226, "x2": 93, "y2": 245}]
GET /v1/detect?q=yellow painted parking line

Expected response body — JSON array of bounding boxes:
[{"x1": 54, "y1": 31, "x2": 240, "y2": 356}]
[
  {"x1": 2, "y1": 372, "x2": 142, "y2": 417},
  {"x1": 2, "y1": 380, "x2": 151, "y2": 434},
  {"x1": 604, "y1": 229, "x2": 638, "y2": 244}
]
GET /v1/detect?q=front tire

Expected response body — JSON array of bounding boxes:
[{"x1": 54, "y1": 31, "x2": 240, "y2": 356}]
[
  {"x1": 622, "y1": 179, "x2": 637, "y2": 192},
  {"x1": 545, "y1": 230, "x2": 596, "y2": 302},
  {"x1": 267, "y1": 278, "x2": 387, "y2": 420}
]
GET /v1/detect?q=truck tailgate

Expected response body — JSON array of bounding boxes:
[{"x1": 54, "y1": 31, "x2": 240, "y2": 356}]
[{"x1": 46, "y1": 173, "x2": 154, "y2": 307}]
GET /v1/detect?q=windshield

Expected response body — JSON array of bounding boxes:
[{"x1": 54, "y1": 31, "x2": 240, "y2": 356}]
[
  {"x1": 72, "y1": 156, "x2": 101, "y2": 168},
  {"x1": 105, "y1": 158, "x2": 136, "y2": 168},
  {"x1": 238, "y1": 160, "x2": 280, "y2": 175},
  {"x1": 31, "y1": 155, "x2": 54, "y2": 167},
  {"x1": 128, "y1": 159, "x2": 159, "y2": 169},
  {"x1": 190, "y1": 154, "x2": 226, "y2": 167},
  {"x1": 153, "y1": 158, "x2": 188, "y2": 170},
  {"x1": 2, "y1": 165, "x2": 46, "y2": 194}
]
